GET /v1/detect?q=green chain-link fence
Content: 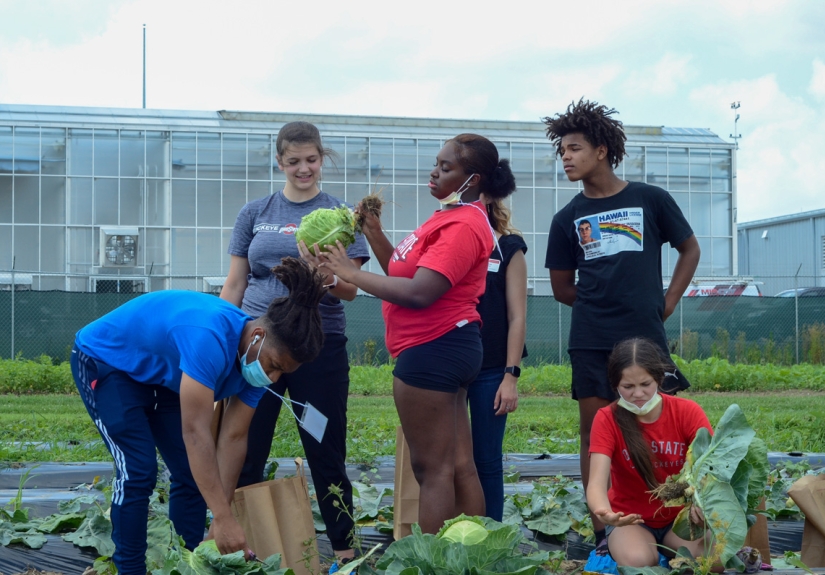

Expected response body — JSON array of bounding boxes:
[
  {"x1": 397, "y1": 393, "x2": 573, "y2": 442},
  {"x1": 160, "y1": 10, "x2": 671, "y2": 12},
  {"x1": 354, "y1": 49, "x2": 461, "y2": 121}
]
[{"x1": 2, "y1": 289, "x2": 825, "y2": 365}]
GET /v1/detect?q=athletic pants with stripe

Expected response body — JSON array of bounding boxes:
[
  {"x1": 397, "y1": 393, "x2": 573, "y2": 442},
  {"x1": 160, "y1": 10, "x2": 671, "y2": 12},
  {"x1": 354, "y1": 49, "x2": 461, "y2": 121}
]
[{"x1": 71, "y1": 344, "x2": 206, "y2": 575}]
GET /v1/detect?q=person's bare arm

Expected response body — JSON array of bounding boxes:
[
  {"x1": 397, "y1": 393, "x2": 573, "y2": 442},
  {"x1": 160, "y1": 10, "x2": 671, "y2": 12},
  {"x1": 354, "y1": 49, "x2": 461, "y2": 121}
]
[
  {"x1": 179, "y1": 374, "x2": 249, "y2": 555},
  {"x1": 297, "y1": 240, "x2": 363, "y2": 301},
  {"x1": 319, "y1": 240, "x2": 451, "y2": 308},
  {"x1": 587, "y1": 453, "x2": 643, "y2": 527},
  {"x1": 550, "y1": 269, "x2": 577, "y2": 306},
  {"x1": 214, "y1": 395, "x2": 256, "y2": 502},
  {"x1": 664, "y1": 235, "x2": 700, "y2": 320},
  {"x1": 495, "y1": 249, "x2": 527, "y2": 414},
  {"x1": 220, "y1": 256, "x2": 251, "y2": 308}
]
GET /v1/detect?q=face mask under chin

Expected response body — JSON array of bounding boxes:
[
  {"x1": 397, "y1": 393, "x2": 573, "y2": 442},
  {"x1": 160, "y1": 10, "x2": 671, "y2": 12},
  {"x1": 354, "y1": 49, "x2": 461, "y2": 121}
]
[{"x1": 617, "y1": 391, "x2": 662, "y2": 416}]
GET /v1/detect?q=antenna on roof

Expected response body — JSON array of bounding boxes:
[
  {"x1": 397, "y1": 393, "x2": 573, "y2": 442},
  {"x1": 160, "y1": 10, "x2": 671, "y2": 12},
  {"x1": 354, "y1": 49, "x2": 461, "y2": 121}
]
[
  {"x1": 142, "y1": 24, "x2": 147, "y2": 109},
  {"x1": 729, "y1": 101, "x2": 741, "y2": 150}
]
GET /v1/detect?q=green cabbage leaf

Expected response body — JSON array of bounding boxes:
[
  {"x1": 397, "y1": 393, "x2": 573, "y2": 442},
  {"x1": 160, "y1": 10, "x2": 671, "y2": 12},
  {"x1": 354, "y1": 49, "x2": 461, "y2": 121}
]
[
  {"x1": 295, "y1": 205, "x2": 357, "y2": 255},
  {"x1": 661, "y1": 404, "x2": 769, "y2": 569}
]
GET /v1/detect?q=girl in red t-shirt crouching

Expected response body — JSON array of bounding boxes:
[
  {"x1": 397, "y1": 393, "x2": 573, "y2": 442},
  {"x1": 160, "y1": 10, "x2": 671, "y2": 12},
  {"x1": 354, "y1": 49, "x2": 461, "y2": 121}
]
[
  {"x1": 319, "y1": 134, "x2": 516, "y2": 533},
  {"x1": 587, "y1": 337, "x2": 716, "y2": 568}
]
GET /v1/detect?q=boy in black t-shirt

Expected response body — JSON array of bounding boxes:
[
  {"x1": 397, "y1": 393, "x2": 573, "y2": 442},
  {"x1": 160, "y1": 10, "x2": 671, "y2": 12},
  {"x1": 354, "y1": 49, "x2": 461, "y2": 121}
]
[{"x1": 542, "y1": 99, "x2": 700, "y2": 551}]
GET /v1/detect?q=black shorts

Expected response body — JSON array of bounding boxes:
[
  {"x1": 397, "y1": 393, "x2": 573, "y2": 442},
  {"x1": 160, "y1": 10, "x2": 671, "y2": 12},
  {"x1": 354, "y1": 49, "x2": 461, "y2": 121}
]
[
  {"x1": 393, "y1": 322, "x2": 482, "y2": 393},
  {"x1": 569, "y1": 348, "x2": 690, "y2": 401},
  {"x1": 569, "y1": 349, "x2": 616, "y2": 401}
]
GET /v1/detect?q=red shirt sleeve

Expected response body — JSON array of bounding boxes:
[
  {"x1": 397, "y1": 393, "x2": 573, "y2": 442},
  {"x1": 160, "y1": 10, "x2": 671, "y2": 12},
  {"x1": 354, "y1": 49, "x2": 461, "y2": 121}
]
[
  {"x1": 589, "y1": 407, "x2": 617, "y2": 457},
  {"x1": 416, "y1": 214, "x2": 490, "y2": 286}
]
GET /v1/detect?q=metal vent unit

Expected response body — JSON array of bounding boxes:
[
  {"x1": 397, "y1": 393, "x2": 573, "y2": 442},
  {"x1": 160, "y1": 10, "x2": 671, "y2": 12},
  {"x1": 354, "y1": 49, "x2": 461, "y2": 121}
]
[
  {"x1": 0, "y1": 273, "x2": 33, "y2": 291},
  {"x1": 203, "y1": 277, "x2": 226, "y2": 294},
  {"x1": 99, "y1": 226, "x2": 139, "y2": 267}
]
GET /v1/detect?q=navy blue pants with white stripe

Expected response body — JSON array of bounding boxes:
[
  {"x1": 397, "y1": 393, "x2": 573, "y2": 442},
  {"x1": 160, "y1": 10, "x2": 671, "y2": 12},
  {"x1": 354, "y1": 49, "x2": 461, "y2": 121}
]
[{"x1": 71, "y1": 345, "x2": 206, "y2": 575}]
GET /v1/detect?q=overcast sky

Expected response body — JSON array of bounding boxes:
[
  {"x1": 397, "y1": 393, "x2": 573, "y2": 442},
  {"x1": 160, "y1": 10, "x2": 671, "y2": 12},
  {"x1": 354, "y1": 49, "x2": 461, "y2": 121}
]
[{"x1": 1, "y1": 0, "x2": 823, "y2": 223}]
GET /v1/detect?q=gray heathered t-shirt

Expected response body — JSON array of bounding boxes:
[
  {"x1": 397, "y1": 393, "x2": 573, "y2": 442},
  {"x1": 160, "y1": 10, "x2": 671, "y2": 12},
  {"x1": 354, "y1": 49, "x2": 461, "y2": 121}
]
[{"x1": 227, "y1": 190, "x2": 370, "y2": 334}]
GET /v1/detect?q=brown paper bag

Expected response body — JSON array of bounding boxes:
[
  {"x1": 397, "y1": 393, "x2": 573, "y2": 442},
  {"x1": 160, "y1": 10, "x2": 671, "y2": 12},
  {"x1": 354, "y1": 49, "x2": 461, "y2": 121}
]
[
  {"x1": 743, "y1": 498, "x2": 771, "y2": 566},
  {"x1": 788, "y1": 474, "x2": 825, "y2": 568},
  {"x1": 393, "y1": 426, "x2": 420, "y2": 540},
  {"x1": 232, "y1": 457, "x2": 320, "y2": 575}
]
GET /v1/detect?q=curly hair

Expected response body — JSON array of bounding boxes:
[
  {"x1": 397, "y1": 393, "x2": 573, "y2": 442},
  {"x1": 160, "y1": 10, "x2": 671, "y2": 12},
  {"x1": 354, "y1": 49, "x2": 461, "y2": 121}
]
[{"x1": 542, "y1": 98, "x2": 627, "y2": 169}]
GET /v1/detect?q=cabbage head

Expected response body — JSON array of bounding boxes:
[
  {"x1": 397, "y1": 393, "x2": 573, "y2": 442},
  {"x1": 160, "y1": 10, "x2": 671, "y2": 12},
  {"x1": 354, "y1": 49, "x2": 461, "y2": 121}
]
[{"x1": 295, "y1": 205, "x2": 357, "y2": 255}]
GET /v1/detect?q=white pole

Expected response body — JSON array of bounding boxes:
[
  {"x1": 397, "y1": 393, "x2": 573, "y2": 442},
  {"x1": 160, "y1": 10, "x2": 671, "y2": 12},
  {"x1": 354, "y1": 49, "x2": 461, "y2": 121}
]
[{"x1": 142, "y1": 24, "x2": 146, "y2": 109}]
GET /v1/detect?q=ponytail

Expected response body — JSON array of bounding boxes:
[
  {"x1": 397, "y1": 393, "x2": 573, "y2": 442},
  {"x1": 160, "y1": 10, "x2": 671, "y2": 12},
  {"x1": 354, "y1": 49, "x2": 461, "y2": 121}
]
[{"x1": 261, "y1": 257, "x2": 326, "y2": 364}]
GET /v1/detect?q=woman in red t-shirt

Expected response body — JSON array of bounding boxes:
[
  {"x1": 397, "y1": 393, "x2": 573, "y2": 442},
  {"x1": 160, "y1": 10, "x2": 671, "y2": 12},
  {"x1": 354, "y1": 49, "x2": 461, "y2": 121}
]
[
  {"x1": 587, "y1": 337, "x2": 715, "y2": 568},
  {"x1": 319, "y1": 134, "x2": 517, "y2": 533}
]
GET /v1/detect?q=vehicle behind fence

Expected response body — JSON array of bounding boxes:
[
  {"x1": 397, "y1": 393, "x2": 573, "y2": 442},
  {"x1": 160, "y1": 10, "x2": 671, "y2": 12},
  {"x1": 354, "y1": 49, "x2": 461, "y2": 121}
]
[{"x1": 3, "y1": 287, "x2": 825, "y2": 365}]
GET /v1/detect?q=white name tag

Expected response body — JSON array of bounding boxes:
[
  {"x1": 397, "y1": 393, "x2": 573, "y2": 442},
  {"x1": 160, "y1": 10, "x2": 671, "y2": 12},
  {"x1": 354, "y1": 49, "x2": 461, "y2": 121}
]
[{"x1": 488, "y1": 258, "x2": 501, "y2": 273}]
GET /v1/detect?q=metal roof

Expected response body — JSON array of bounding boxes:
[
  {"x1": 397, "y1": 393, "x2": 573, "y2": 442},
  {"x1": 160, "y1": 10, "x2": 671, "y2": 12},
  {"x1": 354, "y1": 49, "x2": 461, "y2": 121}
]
[
  {"x1": 738, "y1": 208, "x2": 825, "y2": 229},
  {"x1": 0, "y1": 103, "x2": 733, "y2": 146}
]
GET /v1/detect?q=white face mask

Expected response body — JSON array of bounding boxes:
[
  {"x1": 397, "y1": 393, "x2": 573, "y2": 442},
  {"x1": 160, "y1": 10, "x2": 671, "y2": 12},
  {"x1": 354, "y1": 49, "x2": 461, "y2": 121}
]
[
  {"x1": 438, "y1": 173, "x2": 476, "y2": 205},
  {"x1": 262, "y1": 387, "x2": 328, "y2": 443},
  {"x1": 617, "y1": 391, "x2": 662, "y2": 416}
]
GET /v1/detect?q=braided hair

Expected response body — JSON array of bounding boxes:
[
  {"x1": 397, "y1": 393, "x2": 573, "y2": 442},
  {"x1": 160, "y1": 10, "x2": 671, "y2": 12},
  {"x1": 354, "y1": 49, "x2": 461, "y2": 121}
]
[
  {"x1": 542, "y1": 99, "x2": 627, "y2": 169},
  {"x1": 260, "y1": 257, "x2": 326, "y2": 364}
]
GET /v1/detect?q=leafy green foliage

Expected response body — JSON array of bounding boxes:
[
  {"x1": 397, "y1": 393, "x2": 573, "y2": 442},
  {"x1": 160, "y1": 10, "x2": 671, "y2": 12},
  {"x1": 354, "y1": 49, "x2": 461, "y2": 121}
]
[
  {"x1": 503, "y1": 476, "x2": 592, "y2": 541},
  {"x1": 365, "y1": 517, "x2": 550, "y2": 575},
  {"x1": 0, "y1": 355, "x2": 75, "y2": 394},
  {"x1": 658, "y1": 404, "x2": 769, "y2": 570},
  {"x1": 151, "y1": 539, "x2": 292, "y2": 575},
  {"x1": 295, "y1": 205, "x2": 357, "y2": 255}
]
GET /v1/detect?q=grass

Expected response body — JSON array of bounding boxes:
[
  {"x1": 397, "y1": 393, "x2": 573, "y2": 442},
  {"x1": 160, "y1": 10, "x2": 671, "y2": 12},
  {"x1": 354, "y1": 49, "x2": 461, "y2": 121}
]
[{"x1": 2, "y1": 391, "x2": 824, "y2": 464}]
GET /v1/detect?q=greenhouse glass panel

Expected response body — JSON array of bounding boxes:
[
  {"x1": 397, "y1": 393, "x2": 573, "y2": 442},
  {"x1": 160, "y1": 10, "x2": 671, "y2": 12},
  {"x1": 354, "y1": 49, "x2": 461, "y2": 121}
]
[
  {"x1": 248, "y1": 181, "x2": 270, "y2": 201},
  {"x1": 93, "y1": 178, "x2": 119, "y2": 225},
  {"x1": 324, "y1": 137, "x2": 345, "y2": 177},
  {"x1": 198, "y1": 132, "x2": 222, "y2": 179},
  {"x1": 711, "y1": 193, "x2": 732, "y2": 236},
  {"x1": 534, "y1": 143, "x2": 555, "y2": 187},
  {"x1": 670, "y1": 191, "x2": 689, "y2": 223},
  {"x1": 0, "y1": 127, "x2": 11, "y2": 174},
  {"x1": 146, "y1": 179, "x2": 169, "y2": 226},
  {"x1": 645, "y1": 148, "x2": 668, "y2": 188},
  {"x1": 146, "y1": 131, "x2": 169, "y2": 178},
  {"x1": 13, "y1": 225, "x2": 39, "y2": 270},
  {"x1": 68, "y1": 227, "x2": 94, "y2": 269},
  {"x1": 394, "y1": 138, "x2": 417, "y2": 184},
  {"x1": 41, "y1": 128, "x2": 67, "y2": 176},
  {"x1": 223, "y1": 134, "x2": 246, "y2": 181},
  {"x1": 512, "y1": 143, "x2": 533, "y2": 189},
  {"x1": 197, "y1": 228, "x2": 222, "y2": 276},
  {"x1": 171, "y1": 132, "x2": 196, "y2": 178},
  {"x1": 557, "y1": 188, "x2": 579, "y2": 212},
  {"x1": 689, "y1": 149, "x2": 711, "y2": 191},
  {"x1": 120, "y1": 131, "x2": 145, "y2": 178},
  {"x1": 120, "y1": 178, "x2": 144, "y2": 226},
  {"x1": 247, "y1": 134, "x2": 270, "y2": 181},
  {"x1": 13, "y1": 127, "x2": 40, "y2": 174},
  {"x1": 557, "y1": 155, "x2": 576, "y2": 189},
  {"x1": 345, "y1": 182, "x2": 370, "y2": 205},
  {"x1": 93, "y1": 130, "x2": 119, "y2": 177},
  {"x1": 623, "y1": 146, "x2": 644, "y2": 181},
  {"x1": 69, "y1": 129, "x2": 94, "y2": 176},
  {"x1": 690, "y1": 192, "x2": 711, "y2": 236},
  {"x1": 668, "y1": 148, "x2": 689, "y2": 190},
  {"x1": 13, "y1": 175, "x2": 38, "y2": 224},
  {"x1": 0, "y1": 176, "x2": 11, "y2": 222},
  {"x1": 711, "y1": 150, "x2": 731, "y2": 192},
  {"x1": 417, "y1": 139, "x2": 441, "y2": 173},
  {"x1": 712, "y1": 237, "x2": 731, "y2": 275},
  {"x1": 171, "y1": 228, "x2": 196, "y2": 275},
  {"x1": 144, "y1": 228, "x2": 170, "y2": 269},
  {"x1": 222, "y1": 180, "x2": 246, "y2": 227},
  {"x1": 0, "y1": 225, "x2": 10, "y2": 268},
  {"x1": 535, "y1": 189, "x2": 555, "y2": 235},
  {"x1": 321, "y1": 181, "x2": 345, "y2": 200},
  {"x1": 68, "y1": 178, "x2": 93, "y2": 225},
  {"x1": 696, "y1": 236, "x2": 711, "y2": 275},
  {"x1": 394, "y1": 185, "x2": 418, "y2": 230},
  {"x1": 345, "y1": 137, "x2": 368, "y2": 183},
  {"x1": 197, "y1": 180, "x2": 221, "y2": 227},
  {"x1": 511, "y1": 184, "x2": 534, "y2": 233},
  {"x1": 40, "y1": 226, "x2": 65, "y2": 272},
  {"x1": 171, "y1": 180, "x2": 196, "y2": 226},
  {"x1": 370, "y1": 138, "x2": 393, "y2": 183},
  {"x1": 41, "y1": 176, "x2": 66, "y2": 225}
]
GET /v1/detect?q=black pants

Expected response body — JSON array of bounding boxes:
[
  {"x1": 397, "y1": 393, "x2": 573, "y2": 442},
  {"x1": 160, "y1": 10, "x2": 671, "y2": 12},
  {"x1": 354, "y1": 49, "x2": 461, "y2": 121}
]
[{"x1": 238, "y1": 333, "x2": 354, "y2": 551}]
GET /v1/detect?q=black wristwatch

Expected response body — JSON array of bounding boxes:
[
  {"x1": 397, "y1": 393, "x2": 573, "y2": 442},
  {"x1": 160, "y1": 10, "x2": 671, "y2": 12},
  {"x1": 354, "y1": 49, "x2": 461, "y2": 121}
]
[{"x1": 504, "y1": 366, "x2": 521, "y2": 378}]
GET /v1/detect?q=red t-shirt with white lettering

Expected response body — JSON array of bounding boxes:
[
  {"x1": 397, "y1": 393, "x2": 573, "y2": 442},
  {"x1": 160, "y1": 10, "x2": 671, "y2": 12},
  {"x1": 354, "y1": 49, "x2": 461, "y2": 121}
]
[
  {"x1": 589, "y1": 394, "x2": 711, "y2": 527},
  {"x1": 382, "y1": 201, "x2": 493, "y2": 357}
]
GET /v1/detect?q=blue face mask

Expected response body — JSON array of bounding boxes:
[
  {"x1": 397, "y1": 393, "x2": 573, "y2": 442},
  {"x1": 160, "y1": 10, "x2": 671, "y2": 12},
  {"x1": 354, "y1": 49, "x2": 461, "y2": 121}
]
[{"x1": 239, "y1": 333, "x2": 272, "y2": 388}]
